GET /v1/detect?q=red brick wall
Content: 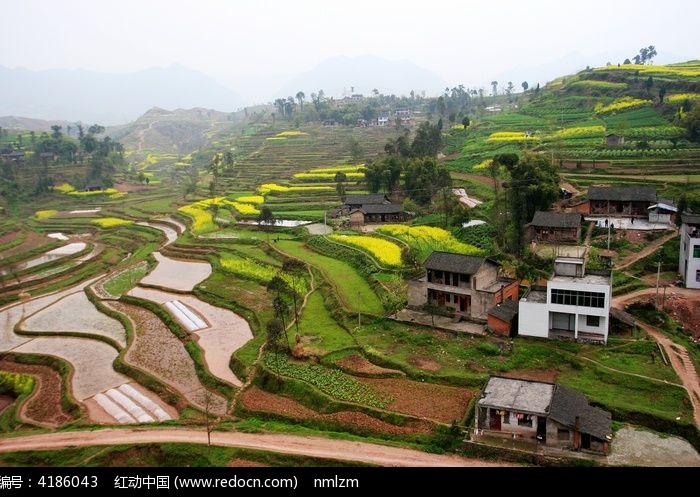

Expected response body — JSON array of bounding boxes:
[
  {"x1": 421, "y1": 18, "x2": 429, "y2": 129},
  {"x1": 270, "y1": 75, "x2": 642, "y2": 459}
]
[
  {"x1": 488, "y1": 316, "x2": 511, "y2": 336},
  {"x1": 493, "y1": 281, "x2": 520, "y2": 305},
  {"x1": 570, "y1": 201, "x2": 591, "y2": 214}
]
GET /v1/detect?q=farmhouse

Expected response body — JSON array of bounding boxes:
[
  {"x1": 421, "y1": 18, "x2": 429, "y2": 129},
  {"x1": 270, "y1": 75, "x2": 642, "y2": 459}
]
[
  {"x1": 605, "y1": 133, "x2": 625, "y2": 147},
  {"x1": 527, "y1": 211, "x2": 582, "y2": 243},
  {"x1": 576, "y1": 186, "x2": 657, "y2": 218},
  {"x1": 349, "y1": 204, "x2": 407, "y2": 228},
  {"x1": 519, "y1": 257, "x2": 612, "y2": 343},
  {"x1": 408, "y1": 252, "x2": 519, "y2": 321},
  {"x1": 476, "y1": 377, "x2": 612, "y2": 455},
  {"x1": 679, "y1": 213, "x2": 700, "y2": 289}
]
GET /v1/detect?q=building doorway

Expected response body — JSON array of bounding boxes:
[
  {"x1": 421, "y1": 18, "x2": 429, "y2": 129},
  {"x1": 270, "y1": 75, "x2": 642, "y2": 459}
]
[
  {"x1": 537, "y1": 417, "x2": 547, "y2": 442},
  {"x1": 489, "y1": 409, "x2": 501, "y2": 431}
]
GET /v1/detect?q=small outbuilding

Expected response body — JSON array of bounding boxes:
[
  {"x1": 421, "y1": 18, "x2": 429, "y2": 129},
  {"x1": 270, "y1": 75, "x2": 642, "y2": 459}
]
[{"x1": 476, "y1": 377, "x2": 612, "y2": 455}]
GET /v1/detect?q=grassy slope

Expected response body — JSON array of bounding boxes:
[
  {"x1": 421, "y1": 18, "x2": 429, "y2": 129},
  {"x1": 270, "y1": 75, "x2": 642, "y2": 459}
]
[{"x1": 275, "y1": 239, "x2": 383, "y2": 315}]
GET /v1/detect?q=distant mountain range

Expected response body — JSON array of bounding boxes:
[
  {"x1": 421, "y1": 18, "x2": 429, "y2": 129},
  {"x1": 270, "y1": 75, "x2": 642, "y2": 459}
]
[
  {"x1": 0, "y1": 65, "x2": 244, "y2": 125},
  {"x1": 275, "y1": 55, "x2": 449, "y2": 99}
]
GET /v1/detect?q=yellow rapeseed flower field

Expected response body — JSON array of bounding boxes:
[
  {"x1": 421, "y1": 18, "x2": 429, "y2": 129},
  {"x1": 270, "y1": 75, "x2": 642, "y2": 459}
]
[
  {"x1": 91, "y1": 218, "x2": 134, "y2": 228},
  {"x1": 595, "y1": 97, "x2": 652, "y2": 115},
  {"x1": 329, "y1": 235, "x2": 403, "y2": 267},
  {"x1": 378, "y1": 225, "x2": 483, "y2": 260},
  {"x1": 34, "y1": 210, "x2": 58, "y2": 220}
]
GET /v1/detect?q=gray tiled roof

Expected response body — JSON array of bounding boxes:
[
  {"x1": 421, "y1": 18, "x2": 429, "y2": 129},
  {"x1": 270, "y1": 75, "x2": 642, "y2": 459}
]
[
  {"x1": 357, "y1": 204, "x2": 403, "y2": 215},
  {"x1": 682, "y1": 213, "x2": 700, "y2": 225},
  {"x1": 345, "y1": 194, "x2": 389, "y2": 206},
  {"x1": 531, "y1": 211, "x2": 582, "y2": 229},
  {"x1": 488, "y1": 300, "x2": 519, "y2": 322},
  {"x1": 549, "y1": 385, "x2": 612, "y2": 441},
  {"x1": 424, "y1": 251, "x2": 495, "y2": 274},
  {"x1": 587, "y1": 186, "x2": 656, "y2": 202}
]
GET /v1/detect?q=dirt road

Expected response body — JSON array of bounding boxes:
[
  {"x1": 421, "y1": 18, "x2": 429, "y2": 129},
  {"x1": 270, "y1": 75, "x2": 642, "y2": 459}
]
[
  {"x1": 616, "y1": 232, "x2": 678, "y2": 270},
  {"x1": 0, "y1": 428, "x2": 510, "y2": 467},
  {"x1": 613, "y1": 288, "x2": 700, "y2": 427}
]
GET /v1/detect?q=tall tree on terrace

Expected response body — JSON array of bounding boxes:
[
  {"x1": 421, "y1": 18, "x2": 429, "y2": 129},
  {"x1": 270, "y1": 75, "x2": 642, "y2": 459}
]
[
  {"x1": 521, "y1": 81, "x2": 529, "y2": 92},
  {"x1": 335, "y1": 171, "x2": 347, "y2": 201},
  {"x1": 504, "y1": 152, "x2": 560, "y2": 255},
  {"x1": 491, "y1": 81, "x2": 498, "y2": 96},
  {"x1": 295, "y1": 91, "x2": 305, "y2": 113},
  {"x1": 506, "y1": 82, "x2": 515, "y2": 102},
  {"x1": 258, "y1": 205, "x2": 275, "y2": 242}
]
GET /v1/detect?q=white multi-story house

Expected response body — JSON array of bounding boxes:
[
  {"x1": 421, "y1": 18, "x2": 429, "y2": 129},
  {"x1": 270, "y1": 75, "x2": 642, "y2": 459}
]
[
  {"x1": 679, "y1": 214, "x2": 700, "y2": 290},
  {"x1": 519, "y1": 257, "x2": 612, "y2": 344}
]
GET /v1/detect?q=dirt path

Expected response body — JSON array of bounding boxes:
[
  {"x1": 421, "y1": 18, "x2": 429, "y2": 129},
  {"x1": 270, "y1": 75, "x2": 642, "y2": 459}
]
[
  {"x1": 0, "y1": 428, "x2": 510, "y2": 467},
  {"x1": 616, "y1": 232, "x2": 678, "y2": 270},
  {"x1": 613, "y1": 288, "x2": 700, "y2": 427}
]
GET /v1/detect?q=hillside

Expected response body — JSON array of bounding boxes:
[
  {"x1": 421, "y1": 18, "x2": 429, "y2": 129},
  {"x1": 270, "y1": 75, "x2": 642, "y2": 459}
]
[
  {"x1": 276, "y1": 55, "x2": 448, "y2": 99},
  {"x1": 0, "y1": 65, "x2": 244, "y2": 124},
  {"x1": 444, "y1": 60, "x2": 700, "y2": 172},
  {"x1": 0, "y1": 116, "x2": 72, "y2": 132},
  {"x1": 107, "y1": 107, "x2": 244, "y2": 156}
]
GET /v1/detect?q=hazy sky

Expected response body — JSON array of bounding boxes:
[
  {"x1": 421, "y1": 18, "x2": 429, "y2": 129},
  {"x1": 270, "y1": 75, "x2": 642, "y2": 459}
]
[{"x1": 2, "y1": 0, "x2": 698, "y2": 102}]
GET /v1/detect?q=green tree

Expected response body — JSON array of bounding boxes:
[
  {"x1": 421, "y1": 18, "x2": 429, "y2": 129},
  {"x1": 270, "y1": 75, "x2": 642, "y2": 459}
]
[
  {"x1": 258, "y1": 205, "x2": 275, "y2": 241},
  {"x1": 335, "y1": 171, "x2": 347, "y2": 201},
  {"x1": 50, "y1": 125, "x2": 62, "y2": 140},
  {"x1": 491, "y1": 81, "x2": 498, "y2": 96},
  {"x1": 295, "y1": 91, "x2": 305, "y2": 113},
  {"x1": 266, "y1": 318, "x2": 285, "y2": 371},
  {"x1": 681, "y1": 105, "x2": 700, "y2": 142},
  {"x1": 505, "y1": 153, "x2": 560, "y2": 255},
  {"x1": 521, "y1": 81, "x2": 529, "y2": 92},
  {"x1": 349, "y1": 137, "x2": 363, "y2": 162},
  {"x1": 658, "y1": 86, "x2": 667, "y2": 104},
  {"x1": 461, "y1": 116, "x2": 470, "y2": 129},
  {"x1": 411, "y1": 121, "x2": 442, "y2": 158}
]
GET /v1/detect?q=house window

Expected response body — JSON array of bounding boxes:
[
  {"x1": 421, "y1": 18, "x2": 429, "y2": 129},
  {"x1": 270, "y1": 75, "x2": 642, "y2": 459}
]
[
  {"x1": 551, "y1": 289, "x2": 605, "y2": 308},
  {"x1": 694, "y1": 246, "x2": 700, "y2": 258},
  {"x1": 586, "y1": 315, "x2": 600, "y2": 327},
  {"x1": 516, "y1": 413, "x2": 532, "y2": 427},
  {"x1": 502, "y1": 411, "x2": 510, "y2": 424},
  {"x1": 460, "y1": 274, "x2": 470, "y2": 284},
  {"x1": 696, "y1": 270, "x2": 700, "y2": 283},
  {"x1": 557, "y1": 428, "x2": 570, "y2": 441}
]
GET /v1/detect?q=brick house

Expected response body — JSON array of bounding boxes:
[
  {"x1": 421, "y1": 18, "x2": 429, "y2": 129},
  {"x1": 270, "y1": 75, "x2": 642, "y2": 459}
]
[
  {"x1": 487, "y1": 300, "x2": 519, "y2": 337},
  {"x1": 408, "y1": 252, "x2": 519, "y2": 321}
]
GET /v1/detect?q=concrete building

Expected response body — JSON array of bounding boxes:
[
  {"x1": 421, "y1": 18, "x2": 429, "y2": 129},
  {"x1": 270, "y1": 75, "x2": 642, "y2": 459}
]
[
  {"x1": 408, "y1": 252, "x2": 519, "y2": 321},
  {"x1": 518, "y1": 257, "x2": 612, "y2": 343},
  {"x1": 528, "y1": 211, "x2": 582, "y2": 243},
  {"x1": 476, "y1": 377, "x2": 612, "y2": 455},
  {"x1": 647, "y1": 201, "x2": 677, "y2": 224},
  {"x1": 680, "y1": 213, "x2": 700, "y2": 290}
]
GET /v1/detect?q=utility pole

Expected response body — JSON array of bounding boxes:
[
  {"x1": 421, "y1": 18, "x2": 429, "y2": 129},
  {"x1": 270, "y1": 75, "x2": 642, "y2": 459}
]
[
  {"x1": 607, "y1": 220, "x2": 612, "y2": 250},
  {"x1": 655, "y1": 261, "x2": 661, "y2": 309}
]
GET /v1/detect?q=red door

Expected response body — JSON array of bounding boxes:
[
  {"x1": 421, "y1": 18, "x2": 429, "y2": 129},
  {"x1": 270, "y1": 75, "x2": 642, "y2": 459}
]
[{"x1": 490, "y1": 409, "x2": 501, "y2": 430}]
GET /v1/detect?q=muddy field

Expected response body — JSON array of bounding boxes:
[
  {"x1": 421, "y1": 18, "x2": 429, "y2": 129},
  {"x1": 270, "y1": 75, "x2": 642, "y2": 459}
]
[
  {"x1": 240, "y1": 387, "x2": 432, "y2": 436},
  {"x1": 140, "y1": 252, "x2": 211, "y2": 292},
  {"x1": 336, "y1": 354, "x2": 404, "y2": 377},
  {"x1": 0, "y1": 232, "x2": 54, "y2": 259},
  {"x1": 109, "y1": 302, "x2": 226, "y2": 414},
  {"x1": 13, "y1": 336, "x2": 127, "y2": 401},
  {"x1": 360, "y1": 378, "x2": 474, "y2": 423},
  {"x1": 22, "y1": 291, "x2": 126, "y2": 347},
  {"x1": 128, "y1": 287, "x2": 252, "y2": 386},
  {"x1": 0, "y1": 359, "x2": 74, "y2": 427}
]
